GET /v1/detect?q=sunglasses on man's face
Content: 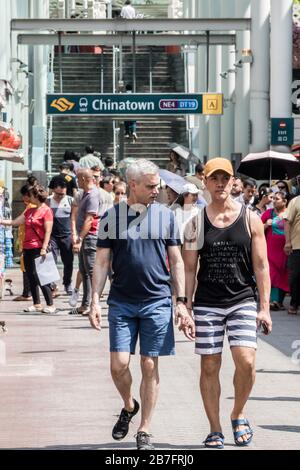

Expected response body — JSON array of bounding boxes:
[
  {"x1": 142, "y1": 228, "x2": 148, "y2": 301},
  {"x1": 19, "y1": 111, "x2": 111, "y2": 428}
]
[
  {"x1": 277, "y1": 185, "x2": 286, "y2": 189},
  {"x1": 115, "y1": 191, "x2": 126, "y2": 196}
]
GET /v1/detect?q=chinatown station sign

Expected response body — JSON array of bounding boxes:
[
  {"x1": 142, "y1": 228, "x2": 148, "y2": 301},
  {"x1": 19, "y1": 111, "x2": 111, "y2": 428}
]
[{"x1": 47, "y1": 93, "x2": 223, "y2": 116}]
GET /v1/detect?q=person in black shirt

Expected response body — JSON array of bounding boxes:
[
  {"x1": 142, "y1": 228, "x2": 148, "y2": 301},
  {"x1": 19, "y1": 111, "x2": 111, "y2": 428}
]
[
  {"x1": 49, "y1": 162, "x2": 78, "y2": 197},
  {"x1": 184, "y1": 158, "x2": 272, "y2": 449},
  {"x1": 47, "y1": 180, "x2": 74, "y2": 295}
]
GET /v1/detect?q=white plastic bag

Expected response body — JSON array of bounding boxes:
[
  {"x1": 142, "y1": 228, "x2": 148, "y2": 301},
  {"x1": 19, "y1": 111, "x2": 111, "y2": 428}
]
[{"x1": 35, "y1": 252, "x2": 60, "y2": 286}]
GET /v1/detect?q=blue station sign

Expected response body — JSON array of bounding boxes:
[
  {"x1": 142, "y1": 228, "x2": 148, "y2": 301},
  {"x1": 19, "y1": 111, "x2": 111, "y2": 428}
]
[
  {"x1": 46, "y1": 93, "x2": 223, "y2": 116},
  {"x1": 271, "y1": 118, "x2": 294, "y2": 146}
]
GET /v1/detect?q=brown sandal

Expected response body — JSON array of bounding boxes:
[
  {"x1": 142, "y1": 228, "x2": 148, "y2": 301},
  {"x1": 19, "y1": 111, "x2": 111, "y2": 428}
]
[
  {"x1": 13, "y1": 295, "x2": 32, "y2": 301},
  {"x1": 288, "y1": 306, "x2": 297, "y2": 315}
]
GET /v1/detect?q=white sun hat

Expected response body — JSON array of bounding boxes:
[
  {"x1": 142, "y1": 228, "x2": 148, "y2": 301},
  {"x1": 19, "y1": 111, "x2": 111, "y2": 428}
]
[{"x1": 181, "y1": 183, "x2": 200, "y2": 195}]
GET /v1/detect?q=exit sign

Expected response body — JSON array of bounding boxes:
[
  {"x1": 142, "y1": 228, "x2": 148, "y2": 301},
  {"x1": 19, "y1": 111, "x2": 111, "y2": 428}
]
[{"x1": 271, "y1": 118, "x2": 294, "y2": 145}]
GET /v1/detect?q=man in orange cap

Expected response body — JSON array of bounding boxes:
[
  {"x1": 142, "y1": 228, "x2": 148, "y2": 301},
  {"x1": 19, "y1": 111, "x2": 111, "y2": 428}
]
[{"x1": 184, "y1": 157, "x2": 272, "y2": 449}]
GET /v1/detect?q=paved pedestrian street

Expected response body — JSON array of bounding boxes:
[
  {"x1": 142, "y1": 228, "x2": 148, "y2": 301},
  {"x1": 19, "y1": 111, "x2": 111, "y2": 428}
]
[{"x1": 0, "y1": 268, "x2": 299, "y2": 450}]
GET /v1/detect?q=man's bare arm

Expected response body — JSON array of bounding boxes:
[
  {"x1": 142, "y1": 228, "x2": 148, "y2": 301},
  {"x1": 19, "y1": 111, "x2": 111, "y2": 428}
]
[
  {"x1": 167, "y1": 245, "x2": 195, "y2": 340},
  {"x1": 167, "y1": 245, "x2": 186, "y2": 298},
  {"x1": 89, "y1": 247, "x2": 111, "y2": 330},
  {"x1": 73, "y1": 213, "x2": 95, "y2": 252},
  {"x1": 182, "y1": 246, "x2": 198, "y2": 310},
  {"x1": 71, "y1": 204, "x2": 78, "y2": 244},
  {"x1": 79, "y1": 213, "x2": 94, "y2": 240},
  {"x1": 249, "y1": 211, "x2": 272, "y2": 332}
]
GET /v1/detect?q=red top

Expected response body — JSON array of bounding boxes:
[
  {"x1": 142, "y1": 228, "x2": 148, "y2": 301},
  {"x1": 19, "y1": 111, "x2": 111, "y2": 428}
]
[{"x1": 23, "y1": 205, "x2": 53, "y2": 249}]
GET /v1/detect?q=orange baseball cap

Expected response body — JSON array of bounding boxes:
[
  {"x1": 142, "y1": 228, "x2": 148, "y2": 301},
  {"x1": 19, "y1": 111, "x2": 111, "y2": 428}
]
[{"x1": 204, "y1": 158, "x2": 234, "y2": 178}]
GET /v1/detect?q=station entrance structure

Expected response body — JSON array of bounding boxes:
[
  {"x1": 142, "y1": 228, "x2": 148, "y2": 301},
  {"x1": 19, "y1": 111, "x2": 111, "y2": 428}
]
[{"x1": 11, "y1": 17, "x2": 250, "y2": 170}]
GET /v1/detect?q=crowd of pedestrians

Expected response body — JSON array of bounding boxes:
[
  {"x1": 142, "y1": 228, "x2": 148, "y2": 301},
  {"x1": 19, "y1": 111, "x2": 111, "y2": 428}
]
[
  {"x1": 1, "y1": 146, "x2": 300, "y2": 450},
  {"x1": 0, "y1": 145, "x2": 126, "y2": 314}
]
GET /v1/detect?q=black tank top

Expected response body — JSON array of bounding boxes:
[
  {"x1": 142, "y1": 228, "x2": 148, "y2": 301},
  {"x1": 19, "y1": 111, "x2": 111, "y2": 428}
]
[{"x1": 194, "y1": 205, "x2": 256, "y2": 307}]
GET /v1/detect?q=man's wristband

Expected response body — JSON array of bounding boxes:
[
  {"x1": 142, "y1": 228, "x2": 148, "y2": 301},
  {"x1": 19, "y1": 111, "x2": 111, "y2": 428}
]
[{"x1": 176, "y1": 296, "x2": 187, "y2": 304}]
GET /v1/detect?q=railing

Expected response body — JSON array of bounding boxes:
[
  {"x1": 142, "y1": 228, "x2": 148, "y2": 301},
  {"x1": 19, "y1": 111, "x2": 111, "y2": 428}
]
[{"x1": 46, "y1": 46, "x2": 55, "y2": 172}]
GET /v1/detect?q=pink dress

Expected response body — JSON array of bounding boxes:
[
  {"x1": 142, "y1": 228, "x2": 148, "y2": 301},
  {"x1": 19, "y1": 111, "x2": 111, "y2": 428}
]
[{"x1": 261, "y1": 209, "x2": 289, "y2": 292}]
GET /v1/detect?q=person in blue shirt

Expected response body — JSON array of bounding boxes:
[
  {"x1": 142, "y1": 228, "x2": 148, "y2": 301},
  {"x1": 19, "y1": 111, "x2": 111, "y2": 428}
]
[{"x1": 89, "y1": 159, "x2": 194, "y2": 450}]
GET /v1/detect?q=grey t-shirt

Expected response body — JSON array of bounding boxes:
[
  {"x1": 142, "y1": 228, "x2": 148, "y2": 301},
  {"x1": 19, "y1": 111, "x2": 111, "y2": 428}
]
[
  {"x1": 76, "y1": 187, "x2": 101, "y2": 235},
  {"x1": 73, "y1": 188, "x2": 113, "y2": 217}
]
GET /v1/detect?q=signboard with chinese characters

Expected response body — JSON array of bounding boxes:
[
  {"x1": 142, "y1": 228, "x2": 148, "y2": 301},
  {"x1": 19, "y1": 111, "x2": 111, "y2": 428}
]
[
  {"x1": 46, "y1": 93, "x2": 223, "y2": 116},
  {"x1": 271, "y1": 118, "x2": 294, "y2": 146}
]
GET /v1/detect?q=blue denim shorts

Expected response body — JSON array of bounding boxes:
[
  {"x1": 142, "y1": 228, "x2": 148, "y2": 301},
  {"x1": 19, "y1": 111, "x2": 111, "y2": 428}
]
[{"x1": 107, "y1": 297, "x2": 175, "y2": 357}]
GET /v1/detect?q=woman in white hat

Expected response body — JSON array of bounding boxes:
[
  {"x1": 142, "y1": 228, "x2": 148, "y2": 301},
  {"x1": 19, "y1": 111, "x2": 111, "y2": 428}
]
[{"x1": 173, "y1": 183, "x2": 202, "y2": 244}]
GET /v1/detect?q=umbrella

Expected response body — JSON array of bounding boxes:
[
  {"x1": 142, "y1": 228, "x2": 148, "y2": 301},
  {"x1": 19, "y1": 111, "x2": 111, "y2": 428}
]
[
  {"x1": 159, "y1": 169, "x2": 186, "y2": 194},
  {"x1": 169, "y1": 143, "x2": 200, "y2": 164},
  {"x1": 237, "y1": 150, "x2": 300, "y2": 182},
  {"x1": 291, "y1": 143, "x2": 300, "y2": 158},
  {"x1": 117, "y1": 157, "x2": 137, "y2": 181},
  {"x1": 159, "y1": 168, "x2": 207, "y2": 206}
]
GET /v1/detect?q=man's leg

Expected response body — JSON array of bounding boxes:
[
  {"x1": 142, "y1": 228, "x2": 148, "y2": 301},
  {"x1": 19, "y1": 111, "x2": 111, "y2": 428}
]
[
  {"x1": 110, "y1": 351, "x2": 140, "y2": 441},
  {"x1": 78, "y1": 245, "x2": 89, "y2": 308},
  {"x1": 138, "y1": 356, "x2": 159, "y2": 433},
  {"x1": 200, "y1": 354, "x2": 222, "y2": 443},
  {"x1": 124, "y1": 121, "x2": 130, "y2": 136},
  {"x1": 80, "y1": 237, "x2": 97, "y2": 311},
  {"x1": 288, "y1": 250, "x2": 300, "y2": 310},
  {"x1": 75, "y1": 270, "x2": 82, "y2": 290},
  {"x1": 230, "y1": 346, "x2": 256, "y2": 444},
  {"x1": 50, "y1": 237, "x2": 59, "y2": 264},
  {"x1": 57, "y1": 236, "x2": 74, "y2": 288},
  {"x1": 110, "y1": 351, "x2": 135, "y2": 411}
]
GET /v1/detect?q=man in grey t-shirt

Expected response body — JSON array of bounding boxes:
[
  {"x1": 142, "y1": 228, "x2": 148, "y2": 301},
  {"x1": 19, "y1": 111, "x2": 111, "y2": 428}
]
[{"x1": 72, "y1": 169, "x2": 101, "y2": 314}]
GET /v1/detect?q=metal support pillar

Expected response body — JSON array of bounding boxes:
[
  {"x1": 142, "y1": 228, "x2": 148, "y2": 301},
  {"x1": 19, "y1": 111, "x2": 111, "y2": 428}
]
[
  {"x1": 149, "y1": 47, "x2": 153, "y2": 94},
  {"x1": 221, "y1": 0, "x2": 235, "y2": 159},
  {"x1": 249, "y1": 0, "x2": 270, "y2": 153},
  {"x1": 235, "y1": 0, "x2": 251, "y2": 157},
  {"x1": 58, "y1": 31, "x2": 63, "y2": 93},
  {"x1": 196, "y1": 0, "x2": 209, "y2": 162},
  {"x1": 132, "y1": 30, "x2": 136, "y2": 92},
  {"x1": 270, "y1": 0, "x2": 293, "y2": 152},
  {"x1": 208, "y1": 0, "x2": 221, "y2": 158}
]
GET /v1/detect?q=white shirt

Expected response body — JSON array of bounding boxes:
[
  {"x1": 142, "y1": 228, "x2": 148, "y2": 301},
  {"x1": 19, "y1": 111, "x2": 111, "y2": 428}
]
[
  {"x1": 174, "y1": 205, "x2": 200, "y2": 244},
  {"x1": 121, "y1": 5, "x2": 136, "y2": 19}
]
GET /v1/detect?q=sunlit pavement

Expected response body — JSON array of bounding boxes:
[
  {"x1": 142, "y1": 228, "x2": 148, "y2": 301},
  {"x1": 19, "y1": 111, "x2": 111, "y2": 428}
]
[{"x1": 0, "y1": 268, "x2": 299, "y2": 450}]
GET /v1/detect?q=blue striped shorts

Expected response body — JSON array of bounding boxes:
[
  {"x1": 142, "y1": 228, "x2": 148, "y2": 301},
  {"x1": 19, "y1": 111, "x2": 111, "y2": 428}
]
[{"x1": 194, "y1": 301, "x2": 257, "y2": 355}]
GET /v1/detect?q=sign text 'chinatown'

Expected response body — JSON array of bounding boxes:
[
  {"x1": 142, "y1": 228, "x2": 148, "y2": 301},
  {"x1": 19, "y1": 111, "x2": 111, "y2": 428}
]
[{"x1": 46, "y1": 93, "x2": 223, "y2": 116}]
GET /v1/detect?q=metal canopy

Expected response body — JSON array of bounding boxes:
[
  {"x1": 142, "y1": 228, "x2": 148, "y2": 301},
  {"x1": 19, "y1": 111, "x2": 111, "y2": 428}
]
[
  {"x1": 17, "y1": 33, "x2": 236, "y2": 47},
  {"x1": 11, "y1": 18, "x2": 251, "y2": 33}
]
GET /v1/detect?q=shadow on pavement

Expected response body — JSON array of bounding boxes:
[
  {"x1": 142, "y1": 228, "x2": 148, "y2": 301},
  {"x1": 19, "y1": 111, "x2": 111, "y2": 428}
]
[
  {"x1": 11, "y1": 442, "x2": 204, "y2": 450},
  {"x1": 228, "y1": 396, "x2": 300, "y2": 402},
  {"x1": 256, "y1": 368, "x2": 300, "y2": 375},
  {"x1": 21, "y1": 350, "x2": 66, "y2": 354},
  {"x1": 259, "y1": 425, "x2": 300, "y2": 433}
]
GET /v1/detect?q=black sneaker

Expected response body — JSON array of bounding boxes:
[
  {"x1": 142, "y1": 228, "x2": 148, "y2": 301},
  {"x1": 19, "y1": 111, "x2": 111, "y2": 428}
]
[
  {"x1": 68, "y1": 308, "x2": 80, "y2": 315},
  {"x1": 112, "y1": 399, "x2": 140, "y2": 441},
  {"x1": 136, "y1": 431, "x2": 155, "y2": 450}
]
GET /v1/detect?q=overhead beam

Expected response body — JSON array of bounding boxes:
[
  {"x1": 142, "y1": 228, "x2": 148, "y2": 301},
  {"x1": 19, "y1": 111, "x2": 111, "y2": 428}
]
[
  {"x1": 11, "y1": 18, "x2": 251, "y2": 33},
  {"x1": 17, "y1": 33, "x2": 236, "y2": 47}
]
